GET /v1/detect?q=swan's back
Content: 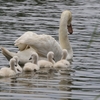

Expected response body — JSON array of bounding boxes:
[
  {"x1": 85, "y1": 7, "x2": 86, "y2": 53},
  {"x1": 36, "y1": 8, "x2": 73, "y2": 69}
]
[
  {"x1": 38, "y1": 60, "x2": 53, "y2": 68},
  {"x1": 23, "y1": 62, "x2": 39, "y2": 72},
  {"x1": 14, "y1": 31, "x2": 62, "y2": 62},
  {"x1": 0, "y1": 67, "x2": 10, "y2": 77},
  {"x1": 54, "y1": 60, "x2": 70, "y2": 68}
]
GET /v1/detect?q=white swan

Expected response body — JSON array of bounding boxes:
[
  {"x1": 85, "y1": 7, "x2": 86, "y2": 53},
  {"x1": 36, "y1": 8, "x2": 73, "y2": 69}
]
[
  {"x1": 38, "y1": 51, "x2": 55, "y2": 68},
  {"x1": 13, "y1": 56, "x2": 22, "y2": 73},
  {"x1": 23, "y1": 52, "x2": 39, "y2": 72},
  {"x1": 0, "y1": 58, "x2": 17, "y2": 77},
  {"x1": 53, "y1": 49, "x2": 70, "y2": 68},
  {"x1": 1, "y1": 10, "x2": 73, "y2": 65}
]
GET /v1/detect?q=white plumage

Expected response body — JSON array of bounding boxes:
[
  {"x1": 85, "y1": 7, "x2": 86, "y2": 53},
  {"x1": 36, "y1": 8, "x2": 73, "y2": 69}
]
[
  {"x1": 53, "y1": 49, "x2": 70, "y2": 68},
  {"x1": 0, "y1": 58, "x2": 17, "y2": 77},
  {"x1": 23, "y1": 52, "x2": 39, "y2": 72},
  {"x1": 38, "y1": 51, "x2": 55, "y2": 68},
  {"x1": 13, "y1": 56, "x2": 22, "y2": 73}
]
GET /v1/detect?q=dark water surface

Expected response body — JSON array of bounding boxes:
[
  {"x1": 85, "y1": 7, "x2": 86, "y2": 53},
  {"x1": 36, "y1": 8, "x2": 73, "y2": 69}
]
[{"x1": 0, "y1": 0, "x2": 100, "y2": 100}]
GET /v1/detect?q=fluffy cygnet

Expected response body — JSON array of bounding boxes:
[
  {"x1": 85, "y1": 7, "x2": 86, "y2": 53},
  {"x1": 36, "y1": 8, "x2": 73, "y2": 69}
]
[
  {"x1": 0, "y1": 58, "x2": 17, "y2": 77},
  {"x1": 23, "y1": 52, "x2": 39, "y2": 72},
  {"x1": 38, "y1": 51, "x2": 55, "y2": 68},
  {"x1": 53, "y1": 49, "x2": 70, "y2": 68}
]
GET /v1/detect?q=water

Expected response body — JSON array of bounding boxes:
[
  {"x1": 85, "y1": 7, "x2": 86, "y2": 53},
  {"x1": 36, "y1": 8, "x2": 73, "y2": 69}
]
[{"x1": 0, "y1": 0, "x2": 100, "y2": 100}]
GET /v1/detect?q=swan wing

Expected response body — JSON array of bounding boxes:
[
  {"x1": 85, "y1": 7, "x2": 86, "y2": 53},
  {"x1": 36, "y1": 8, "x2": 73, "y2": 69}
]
[
  {"x1": 15, "y1": 31, "x2": 37, "y2": 51},
  {"x1": 15, "y1": 31, "x2": 62, "y2": 61}
]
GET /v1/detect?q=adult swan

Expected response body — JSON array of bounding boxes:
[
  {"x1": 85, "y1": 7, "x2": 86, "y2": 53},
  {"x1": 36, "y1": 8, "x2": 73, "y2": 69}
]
[{"x1": 1, "y1": 10, "x2": 73, "y2": 65}]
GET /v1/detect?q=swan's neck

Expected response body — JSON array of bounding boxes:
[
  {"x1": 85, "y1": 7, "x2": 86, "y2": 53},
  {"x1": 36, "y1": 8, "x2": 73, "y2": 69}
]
[
  {"x1": 16, "y1": 59, "x2": 19, "y2": 65},
  {"x1": 59, "y1": 17, "x2": 73, "y2": 59},
  {"x1": 33, "y1": 55, "x2": 38, "y2": 64},
  {"x1": 61, "y1": 53, "x2": 67, "y2": 60},
  {"x1": 10, "y1": 60, "x2": 16, "y2": 72},
  {"x1": 15, "y1": 58, "x2": 19, "y2": 66},
  {"x1": 47, "y1": 56, "x2": 55, "y2": 64}
]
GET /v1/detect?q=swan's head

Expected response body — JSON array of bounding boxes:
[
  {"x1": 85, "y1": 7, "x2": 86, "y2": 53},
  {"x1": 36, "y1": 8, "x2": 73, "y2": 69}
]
[
  {"x1": 61, "y1": 49, "x2": 68, "y2": 59},
  {"x1": 29, "y1": 52, "x2": 38, "y2": 64},
  {"x1": 13, "y1": 56, "x2": 19, "y2": 63},
  {"x1": 29, "y1": 52, "x2": 38, "y2": 60},
  {"x1": 47, "y1": 51, "x2": 55, "y2": 64},
  {"x1": 47, "y1": 51, "x2": 54, "y2": 59},
  {"x1": 60, "y1": 10, "x2": 73, "y2": 34}
]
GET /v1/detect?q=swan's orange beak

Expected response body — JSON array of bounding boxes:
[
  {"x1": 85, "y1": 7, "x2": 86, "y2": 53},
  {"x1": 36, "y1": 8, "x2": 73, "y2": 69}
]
[{"x1": 67, "y1": 24, "x2": 73, "y2": 34}]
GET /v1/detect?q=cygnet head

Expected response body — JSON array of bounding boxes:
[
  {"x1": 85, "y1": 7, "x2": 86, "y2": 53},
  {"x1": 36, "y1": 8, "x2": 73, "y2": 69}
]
[
  {"x1": 13, "y1": 56, "x2": 19, "y2": 64},
  {"x1": 61, "y1": 49, "x2": 68, "y2": 60},
  {"x1": 47, "y1": 51, "x2": 55, "y2": 64},
  {"x1": 29, "y1": 52, "x2": 38, "y2": 64},
  {"x1": 47, "y1": 51, "x2": 54, "y2": 59}
]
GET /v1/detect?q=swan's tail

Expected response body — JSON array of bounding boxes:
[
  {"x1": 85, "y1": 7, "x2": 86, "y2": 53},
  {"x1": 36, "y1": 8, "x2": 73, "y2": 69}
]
[{"x1": 1, "y1": 47, "x2": 16, "y2": 61}]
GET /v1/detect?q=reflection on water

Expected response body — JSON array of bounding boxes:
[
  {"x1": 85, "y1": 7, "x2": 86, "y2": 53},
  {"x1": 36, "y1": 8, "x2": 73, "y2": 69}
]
[
  {"x1": 0, "y1": 0, "x2": 100, "y2": 100},
  {"x1": 0, "y1": 68, "x2": 73, "y2": 100}
]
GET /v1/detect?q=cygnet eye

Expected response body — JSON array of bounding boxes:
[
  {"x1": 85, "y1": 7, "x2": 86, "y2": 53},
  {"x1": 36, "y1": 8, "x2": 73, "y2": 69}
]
[
  {"x1": 29, "y1": 57, "x2": 32, "y2": 60},
  {"x1": 17, "y1": 69, "x2": 21, "y2": 72},
  {"x1": 34, "y1": 69, "x2": 37, "y2": 72},
  {"x1": 15, "y1": 64, "x2": 17, "y2": 67},
  {"x1": 53, "y1": 58, "x2": 55, "y2": 61}
]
